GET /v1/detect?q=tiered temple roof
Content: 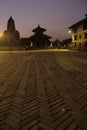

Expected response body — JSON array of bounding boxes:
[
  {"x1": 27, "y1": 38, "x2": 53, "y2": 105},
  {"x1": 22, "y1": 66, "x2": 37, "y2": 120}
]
[{"x1": 29, "y1": 25, "x2": 51, "y2": 48}]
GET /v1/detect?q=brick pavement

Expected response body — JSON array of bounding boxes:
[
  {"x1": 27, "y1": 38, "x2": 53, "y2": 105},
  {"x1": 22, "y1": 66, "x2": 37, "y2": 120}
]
[{"x1": 0, "y1": 50, "x2": 87, "y2": 130}]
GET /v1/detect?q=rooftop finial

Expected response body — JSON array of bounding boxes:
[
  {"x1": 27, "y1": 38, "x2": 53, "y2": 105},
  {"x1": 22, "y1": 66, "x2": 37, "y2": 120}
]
[
  {"x1": 10, "y1": 16, "x2": 12, "y2": 19},
  {"x1": 38, "y1": 24, "x2": 40, "y2": 27}
]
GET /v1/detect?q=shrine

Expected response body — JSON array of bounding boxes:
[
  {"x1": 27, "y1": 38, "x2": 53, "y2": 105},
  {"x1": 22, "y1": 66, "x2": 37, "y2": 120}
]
[{"x1": 29, "y1": 25, "x2": 51, "y2": 48}]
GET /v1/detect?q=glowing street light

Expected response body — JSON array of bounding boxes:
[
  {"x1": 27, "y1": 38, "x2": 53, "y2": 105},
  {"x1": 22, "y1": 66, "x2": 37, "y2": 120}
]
[{"x1": 68, "y1": 30, "x2": 72, "y2": 34}]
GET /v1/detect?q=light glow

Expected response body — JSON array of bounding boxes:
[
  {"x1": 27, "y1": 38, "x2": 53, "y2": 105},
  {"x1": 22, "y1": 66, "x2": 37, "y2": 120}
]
[
  {"x1": 0, "y1": 33, "x2": 3, "y2": 38},
  {"x1": 68, "y1": 30, "x2": 72, "y2": 34}
]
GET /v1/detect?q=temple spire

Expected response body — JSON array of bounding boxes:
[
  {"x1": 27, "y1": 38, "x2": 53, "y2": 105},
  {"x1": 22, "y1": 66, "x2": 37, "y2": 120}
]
[{"x1": 7, "y1": 16, "x2": 16, "y2": 32}]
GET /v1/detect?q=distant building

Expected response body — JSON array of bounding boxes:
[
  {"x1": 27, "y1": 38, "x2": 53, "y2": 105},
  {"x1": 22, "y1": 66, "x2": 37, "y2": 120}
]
[
  {"x1": 62, "y1": 38, "x2": 72, "y2": 48},
  {"x1": 53, "y1": 39, "x2": 61, "y2": 48},
  {"x1": 20, "y1": 38, "x2": 29, "y2": 49},
  {"x1": 29, "y1": 25, "x2": 51, "y2": 49},
  {"x1": 4, "y1": 16, "x2": 20, "y2": 46},
  {"x1": 69, "y1": 14, "x2": 87, "y2": 50}
]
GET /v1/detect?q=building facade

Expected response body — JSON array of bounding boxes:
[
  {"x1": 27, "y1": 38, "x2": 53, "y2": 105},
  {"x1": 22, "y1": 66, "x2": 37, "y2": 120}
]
[{"x1": 69, "y1": 14, "x2": 87, "y2": 50}]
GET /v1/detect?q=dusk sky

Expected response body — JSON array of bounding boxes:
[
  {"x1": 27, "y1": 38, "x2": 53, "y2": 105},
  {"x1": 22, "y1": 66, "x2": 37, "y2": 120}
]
[{"x1": 0, "y1": 0, "x2": 87, "y2": 41}]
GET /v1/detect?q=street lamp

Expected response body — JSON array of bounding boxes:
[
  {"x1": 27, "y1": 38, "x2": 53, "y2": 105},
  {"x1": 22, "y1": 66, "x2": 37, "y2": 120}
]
[{"x1": 68, "y1": 30, "x2": 72, "y2": 34}]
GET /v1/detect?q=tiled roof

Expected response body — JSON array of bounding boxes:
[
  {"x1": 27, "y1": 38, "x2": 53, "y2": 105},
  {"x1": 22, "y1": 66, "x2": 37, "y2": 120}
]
[{"x1": 69, "y1": 16, "x2": 87, "y2": 29}]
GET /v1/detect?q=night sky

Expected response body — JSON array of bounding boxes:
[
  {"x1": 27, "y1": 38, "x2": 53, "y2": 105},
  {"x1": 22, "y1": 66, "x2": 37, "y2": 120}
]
[{"x1": 0, "y1": 0, "x2": 87, "y2": 41}]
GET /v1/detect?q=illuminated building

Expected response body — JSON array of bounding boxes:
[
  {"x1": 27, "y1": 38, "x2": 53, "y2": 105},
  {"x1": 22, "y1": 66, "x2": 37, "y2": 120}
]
[{"x1": 69, "y1": 14, "x2": 87, "y2": 49}]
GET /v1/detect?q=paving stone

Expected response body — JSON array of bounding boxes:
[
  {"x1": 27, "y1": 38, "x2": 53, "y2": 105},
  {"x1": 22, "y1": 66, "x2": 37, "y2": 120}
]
[
  {"x1": 0, "y1": 51, "x2": 87, "y2": 130},
  {"x1": 21, "y1": 120, "x2": 39, "y2": 130},
  {"x1": 1, "y1": 124, "x2": 16, "y2": 130}
]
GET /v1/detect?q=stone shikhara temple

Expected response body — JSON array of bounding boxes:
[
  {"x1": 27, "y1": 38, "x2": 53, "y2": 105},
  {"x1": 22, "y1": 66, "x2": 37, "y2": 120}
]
[{"x1": 4, "y1": 16, "x2": 20, "y2": 46}]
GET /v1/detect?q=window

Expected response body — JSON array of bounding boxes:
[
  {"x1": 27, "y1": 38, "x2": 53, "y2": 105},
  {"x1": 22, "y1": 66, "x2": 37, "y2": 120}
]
[
  {"x1": 75, "y1": 29, "x2": 77, "y2": 33},
  {"x1": 79, "y1": 35, "x2": 81, "y2": 39},
  {"x1": 74, "y1": 36, "x2": 77, "y2": 40},
  {"x1": 85, "y1": 33, "x2": 87, "y2": 39},
  {"x1": 83, "y1": 24, "x2": 87, "y2": 30},
  {"x1": 85, "y1": 42, "x2": 87, "y2": 47}
]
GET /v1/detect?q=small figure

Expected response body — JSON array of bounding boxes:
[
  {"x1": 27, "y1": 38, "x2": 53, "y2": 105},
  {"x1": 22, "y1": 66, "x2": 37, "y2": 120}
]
[{"x1": 78, "y1": 43, "x2": 81, "y2": 51}]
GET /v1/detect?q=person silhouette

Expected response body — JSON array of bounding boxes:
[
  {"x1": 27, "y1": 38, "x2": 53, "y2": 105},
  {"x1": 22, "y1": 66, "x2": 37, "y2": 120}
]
[{"x1": 78, "y1": 43, "x2": 81, "y2": 51}]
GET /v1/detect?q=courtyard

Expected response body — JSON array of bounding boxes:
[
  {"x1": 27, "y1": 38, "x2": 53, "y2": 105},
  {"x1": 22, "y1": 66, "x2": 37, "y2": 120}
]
[{"x1": 0, "y1": 49, "x2": 87, "y2": 130}]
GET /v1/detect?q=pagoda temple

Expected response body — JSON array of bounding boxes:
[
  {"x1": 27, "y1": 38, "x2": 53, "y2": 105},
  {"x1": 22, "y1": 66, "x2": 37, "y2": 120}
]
[
  {"x1": 4, "y1": 16, "x2": 20, "y2": 45},
  {"x1": 29, "y1": 25, "x2": 51, "y2": 48}
]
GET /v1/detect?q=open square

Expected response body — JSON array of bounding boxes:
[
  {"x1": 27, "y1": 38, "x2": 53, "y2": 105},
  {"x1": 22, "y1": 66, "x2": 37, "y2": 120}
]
[{"x1": 0, "y1": 50, "x2": 87, "y2": 130}]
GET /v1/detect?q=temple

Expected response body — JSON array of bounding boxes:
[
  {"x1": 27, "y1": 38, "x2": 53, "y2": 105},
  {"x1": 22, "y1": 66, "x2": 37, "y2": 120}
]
[
  {"x1": 28, "y1": 25, "x2": 51, "y2": 48},
  {"x1": 4, "y1": 16, "x2": 20, "y2": 45}
]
